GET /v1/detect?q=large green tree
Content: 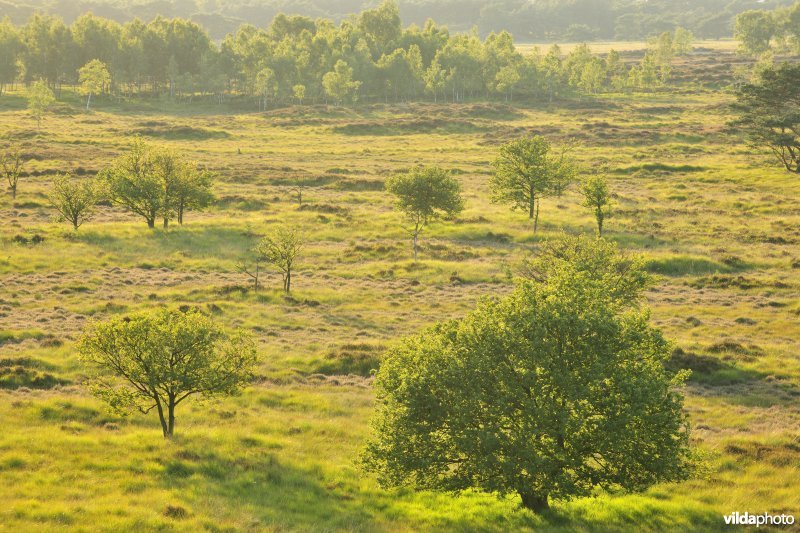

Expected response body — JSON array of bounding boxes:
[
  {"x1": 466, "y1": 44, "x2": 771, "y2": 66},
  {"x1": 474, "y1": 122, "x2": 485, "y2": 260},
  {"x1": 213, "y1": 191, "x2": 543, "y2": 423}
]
[
  {"x1": 733, "y1": 62, "x2": 800, "y2": 173},
  {"x1": 79, "y1": 308, "x2": 257, "y2": 438},
  {"x1": 362, "y1": 236, "x2": 693, "y2": 512},
  {"x1": 490, "y1": 135, "x2": 577, "y2": 232}
]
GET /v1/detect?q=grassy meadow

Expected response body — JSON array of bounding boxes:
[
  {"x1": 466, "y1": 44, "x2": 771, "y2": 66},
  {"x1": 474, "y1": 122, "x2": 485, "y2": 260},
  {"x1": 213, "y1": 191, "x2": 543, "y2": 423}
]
[{"x1": 1, "y1": 50, "x2": 799, "y2": 531}]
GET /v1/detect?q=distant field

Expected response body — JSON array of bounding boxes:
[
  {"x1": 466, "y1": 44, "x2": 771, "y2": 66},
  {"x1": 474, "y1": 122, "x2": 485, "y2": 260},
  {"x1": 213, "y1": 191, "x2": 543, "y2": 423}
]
[
  {"x1": 517, "y1": 39, "x2": 740, "y2": 54},
  {"x1": 0, "y1": 52, "x2": 798, "y2": 531}
]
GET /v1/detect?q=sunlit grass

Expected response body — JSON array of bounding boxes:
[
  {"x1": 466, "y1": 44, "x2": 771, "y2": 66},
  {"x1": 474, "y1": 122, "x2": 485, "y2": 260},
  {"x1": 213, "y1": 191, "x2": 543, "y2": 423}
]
[{"x1": 1, "y1": 50, "x2": 798, "y2": 530}]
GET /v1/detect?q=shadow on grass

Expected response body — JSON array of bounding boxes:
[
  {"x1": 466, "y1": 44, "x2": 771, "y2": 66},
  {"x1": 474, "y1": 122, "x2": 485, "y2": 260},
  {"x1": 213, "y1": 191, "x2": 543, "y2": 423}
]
[
  {"x1": 73, "y1": 225, "x2": 254, "y2": 261},
  {"x1": 0, "y1": 93, "x2": 28, "y2": 111},
  {"x1": 645, "y1": 255, "x2": 751, "y2": 277},
  {"x1": 158, "y1": 447, "x2": 382, "y2": 530},
  {"x1": 609, "y1": 232, "x2": 672, "y2": 250},
  {"x1": 156, "y1": 444, "x2": 725, "y2": 532},
  {"x1": 669, "y1": 349, "x2": 800, "y2": 408}
]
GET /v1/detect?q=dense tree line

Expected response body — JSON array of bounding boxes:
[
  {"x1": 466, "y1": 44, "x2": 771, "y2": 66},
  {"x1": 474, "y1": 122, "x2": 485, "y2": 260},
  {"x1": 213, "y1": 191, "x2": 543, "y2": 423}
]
[
  {"x1": 0, "y1": 0, "x2": 794, "y2": 41},
  {"x1": 0, "y1": 2, "x2": 694, "y2": 106}
]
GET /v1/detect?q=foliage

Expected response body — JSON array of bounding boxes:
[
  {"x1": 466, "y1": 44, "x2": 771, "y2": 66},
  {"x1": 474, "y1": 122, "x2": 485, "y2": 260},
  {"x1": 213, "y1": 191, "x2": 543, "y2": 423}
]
[
  {"x1": 490, "y1": 135, "x2": 577, "y2": 232},
  {"x1": 255, "y1": 226, "x2": 303, "y2": 293},
  {"x1": 735, "y1": 10, "x2": 779, "y2": 55},
  {"x1": 580, "y1": 175, "x2": 612, "y2": 236},
  {"x1": 0, "y1": 3, "x2": 723, "y2": 106},
  {"x1": 0, "y1": 147, "x2": 25, "y2": 199},
  {"x1": 733, "y1": 62, "x2": 800, "y2": 173},
  {"x1": 362, "y1": 235, "x2": 693, "y2": 512},
  {"x1": 78, "y1": 59, "x2": 110, "y2": 110},
  {"x1": 0, "y1": 18, "x2": 22, "y2": 95},
  {"x1": 78, "y1": 307, "x2": 257, "y2": 438},
  {"x1": 386, "y1": 166, "x2": 463, "y2": 260},
  {"x1": 322, "y1": 60, "x2": 362, "y2": 105},
  {"x1": 27, "y1": 79, "x2": 55, "y2": 128},
  {"x1": 47, "y1": 173, "x2": 97, "y2": 230},
  {"x1": 99, "y1": 139, "x2": 215, "y2": 227},
  {"x1": 518, "y1": 235, "x2": 651, "y2": 306}
]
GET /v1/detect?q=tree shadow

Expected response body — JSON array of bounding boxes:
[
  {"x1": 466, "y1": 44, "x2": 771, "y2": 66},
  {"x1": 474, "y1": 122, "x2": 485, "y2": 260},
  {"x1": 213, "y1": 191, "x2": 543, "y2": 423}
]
[{"x1": 669, "y1": 348, "x2": 800, "y2": 408}]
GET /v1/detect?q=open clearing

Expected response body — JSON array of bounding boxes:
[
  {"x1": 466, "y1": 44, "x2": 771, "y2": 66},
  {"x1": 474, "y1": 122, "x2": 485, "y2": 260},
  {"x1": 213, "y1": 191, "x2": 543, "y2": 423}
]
[{"x1": 0, "y1": 50, "x2": 799, "y2": 531}]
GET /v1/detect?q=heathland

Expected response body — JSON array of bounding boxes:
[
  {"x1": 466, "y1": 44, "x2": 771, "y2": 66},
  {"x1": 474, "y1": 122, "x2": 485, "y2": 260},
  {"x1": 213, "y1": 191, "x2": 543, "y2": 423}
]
[{"x1": 0, "y1": 48, "x2": 799, "y2": 531}]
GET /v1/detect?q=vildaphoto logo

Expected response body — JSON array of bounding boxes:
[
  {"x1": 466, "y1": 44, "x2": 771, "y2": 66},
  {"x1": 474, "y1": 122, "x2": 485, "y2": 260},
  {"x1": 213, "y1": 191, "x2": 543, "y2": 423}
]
[{"x1": 723, "y1": 512, "x2": 795, "y2": 527}]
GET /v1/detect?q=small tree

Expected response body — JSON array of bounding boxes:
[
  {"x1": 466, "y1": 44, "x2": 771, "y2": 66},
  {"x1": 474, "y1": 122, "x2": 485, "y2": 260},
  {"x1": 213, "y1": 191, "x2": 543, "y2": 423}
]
[
  {"x1": 323, "y1": 60, "x2": 362, "y2": 105},
  {"x1": 733, "y1": 62, "x2": 800, "y2": 173},
  {"x1": 28, "y1": 79, "x2": 55, "y2": 129},
  {"x1": 255, "y1": 226, "x2": 303, "y2": 293},
  {"x1": 673, "y1": 27, "x2": 694, "y2": 56},
  {"x1": 361, "y1": 235, "x2": 692, "y2": 512},
  {"x1": 100, "y1": 139, "x2": 163, "y2": 228},
  {"x1": 78, "y1": 59, "x2": 111, "y2": 111},
  {"x1": 100, "y1": 140, "x2": 214, "y2": 228},
  {"x1": 0, "y1": 148, "x2": 24, "y2": 199},
  {"x1": 289, "y1": 185, "x2": 304, "y2": 207},
  {"x1": 48, "y1": 173, "x2": 97, "y2": 230},
  {"x1": 255, "y1": 67, "x2": 278, "y2": 111},
  {"x1": 580, "y1": 175, "x2": 612, "y2": 236},
  {"x1": 236, "y1": 250, "x2": 264, "y2": 292},
  {"x1": 490, "y1": 135, "x2": 576, "y2": 233},
  {"x1": 735, "y1": 10, "x2": 778, "y2": 56},
  {"x1": 158, "y1": 151, "x2": 215, "y2": 227},
  {"x1": 173, "y1": 167, "x2": 214, "y2": 225},
  {"x1": 293, "y1": 84, "x2": 306, "y2": 105},
  {"x1": 386, "y1": 166, "x2": 464, "y2": 261},
  {"x1": 78, "y1": 307, "x2": 257, "y2": 438}
]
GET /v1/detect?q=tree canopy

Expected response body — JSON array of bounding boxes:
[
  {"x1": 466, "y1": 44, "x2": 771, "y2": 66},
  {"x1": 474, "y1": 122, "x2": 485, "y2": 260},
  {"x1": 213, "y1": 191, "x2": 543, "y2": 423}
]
[
  {"x1": 386, "y1": 166, "x2": 463, "y2": 260},
  {"x1": 361, "y1": 235, "x2": 693, "y2": 512},
  {"x1": 78, "y1": 307, "x2": 257, "y2": 438},
  {"x1": 733, "y1": 62, "x2": 800, "y2": 173},
  {"x1": 490, "y1": 135, "x2": 577, "y2": 232},
  {"x1": 0, "y1": 5, "x2": 709, "y2": 106},
  {"x1": 99, "y1": 139, "x2": 215, "y2": 227}
]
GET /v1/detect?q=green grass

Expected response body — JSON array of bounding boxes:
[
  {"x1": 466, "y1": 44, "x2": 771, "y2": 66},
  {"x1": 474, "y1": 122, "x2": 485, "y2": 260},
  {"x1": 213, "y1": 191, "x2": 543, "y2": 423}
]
[{"x1": 0, "y1": 50, "x2": 799, "y2": 531}]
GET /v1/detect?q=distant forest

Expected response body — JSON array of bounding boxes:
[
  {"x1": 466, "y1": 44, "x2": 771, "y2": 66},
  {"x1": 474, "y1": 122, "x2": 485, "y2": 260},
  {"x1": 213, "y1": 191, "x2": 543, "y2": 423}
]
[
  {"x1": 0, "y1": 0, "x2": 705, "y2": 106},
  {"x1": 0, "y1": 0, "x2": 796, "y2": 41}
]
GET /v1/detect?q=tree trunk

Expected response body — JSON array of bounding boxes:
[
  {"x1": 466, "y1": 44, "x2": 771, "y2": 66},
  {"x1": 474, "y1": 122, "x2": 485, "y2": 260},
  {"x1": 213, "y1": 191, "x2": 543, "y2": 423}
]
[
  {"x1": 155, "y1": 398, "x2": 170, "y2": 438},
  {"x1": 519, "y1": 491, "x2": 549, "y2": 512},
  {"x1": 163, "y1": 217, "x2": 169, "y2": 229},
  {"x1": 167, "y1": 400, "x2": 175, "y2": 437},
  {"x1": 285, "y1": 269, "x2": 291, "y2": 293},
  {"x1": 178, "y1": 206, "x2": 184, "y2": 225},
  {"x1": 597, "y1": 211, "x2": 603, "y2": 236},
  {"x1": 412, "y1": 231, "x2": 418, "y2": 262},
  {"x1": 86, "y1": 93, "x2": 91, "y2": 111},
  {"x1": 11, "y1": 185, "x2": 16, "y2": 200},
  {"x1": 147, "y1": 218, "x2": 155, "y2": 228},
  {"x1": 534, "y1": 198, "x2": 540, "y2": 233}
]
